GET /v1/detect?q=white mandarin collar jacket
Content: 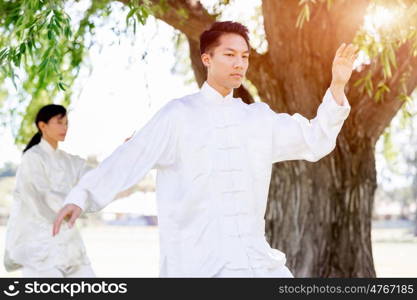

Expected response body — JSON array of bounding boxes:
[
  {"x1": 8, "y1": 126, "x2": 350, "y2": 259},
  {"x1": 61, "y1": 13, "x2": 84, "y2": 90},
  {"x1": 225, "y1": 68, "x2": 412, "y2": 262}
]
[
  {"x1": 4, "y1": 139, "x2": 91, "y2": 273},
  {"x1": 64, "y1": 82, "x2": 350, "y2": 277}
]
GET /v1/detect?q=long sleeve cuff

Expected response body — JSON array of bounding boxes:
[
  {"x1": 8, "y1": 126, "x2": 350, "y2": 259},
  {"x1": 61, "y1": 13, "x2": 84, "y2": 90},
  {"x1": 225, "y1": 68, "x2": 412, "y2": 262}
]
[
  {"x1": 63, "y1": 186, "x2": 88, "y2": 212},
  {"x1": 322, "y1": 88, "x2": 351, "y2": 121}
]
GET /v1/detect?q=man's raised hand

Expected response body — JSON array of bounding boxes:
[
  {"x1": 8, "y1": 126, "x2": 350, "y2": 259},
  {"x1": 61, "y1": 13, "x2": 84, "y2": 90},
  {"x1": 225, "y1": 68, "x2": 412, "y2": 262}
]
[
  {"x1": 331, "y1": 43, "x2": 359, "y2": 86},
  {"x1": 52, "y1": 204, "x2": 82, "y2": 236}
]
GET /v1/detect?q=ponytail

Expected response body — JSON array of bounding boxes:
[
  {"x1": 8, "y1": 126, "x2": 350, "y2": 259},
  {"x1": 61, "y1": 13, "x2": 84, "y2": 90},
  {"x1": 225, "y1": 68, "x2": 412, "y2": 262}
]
[{"x1": 23, "y1": 132, "x2": 42, "y2": 153}]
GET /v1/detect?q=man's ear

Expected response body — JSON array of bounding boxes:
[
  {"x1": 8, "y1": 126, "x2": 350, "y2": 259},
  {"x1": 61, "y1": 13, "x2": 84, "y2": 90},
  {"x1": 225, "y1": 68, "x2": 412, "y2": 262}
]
[{"x1": 201, "y1": 53, "x2": 210, "y2": 68}]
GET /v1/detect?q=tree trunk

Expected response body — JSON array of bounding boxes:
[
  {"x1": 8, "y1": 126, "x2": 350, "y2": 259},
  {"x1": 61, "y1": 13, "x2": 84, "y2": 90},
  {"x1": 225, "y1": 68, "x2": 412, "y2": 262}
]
[{"x1": 266, "y1": 138, "x2": 377, "y2": 277}]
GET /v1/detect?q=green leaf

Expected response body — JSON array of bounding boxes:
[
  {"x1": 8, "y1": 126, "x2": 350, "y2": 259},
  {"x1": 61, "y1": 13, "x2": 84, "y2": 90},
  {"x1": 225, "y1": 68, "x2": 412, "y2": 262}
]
[
  {"x1": 19, "y1": 43, "x2": 26, "y2": 54},
  {"x1": 126, "y1": 7, "x2": 139, "y2": 25},
  {"x1": 0, "y1": 48, "x2": 9, "y2": 61},
  {"x1": 47, "y1": 30, "x2": 53, "y2": 40},
  {"x1": 64, "y1": 26, "x2": 72, "y2": 38},
  {"x1": 38, "y1": 58, "x2": 49, "y2": 72},
  {"x1": 57, "y1": 82, "x2": 66, "y2": 91}
]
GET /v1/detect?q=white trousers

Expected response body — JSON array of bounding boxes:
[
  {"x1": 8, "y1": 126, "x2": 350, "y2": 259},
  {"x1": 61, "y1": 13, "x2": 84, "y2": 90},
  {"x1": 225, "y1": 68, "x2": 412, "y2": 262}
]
[
  {"x1": 214, "y1": 265, "x2": 294, "y2": 278},
  {"x1": 22, "y1": 264, "x2": 96, "y2": 278}
]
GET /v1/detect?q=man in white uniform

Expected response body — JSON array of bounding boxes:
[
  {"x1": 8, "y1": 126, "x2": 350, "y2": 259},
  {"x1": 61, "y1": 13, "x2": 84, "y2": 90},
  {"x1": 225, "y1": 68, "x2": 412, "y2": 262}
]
[{"x1": 53, "y1": 21, "x2": 356, "y2": 277}]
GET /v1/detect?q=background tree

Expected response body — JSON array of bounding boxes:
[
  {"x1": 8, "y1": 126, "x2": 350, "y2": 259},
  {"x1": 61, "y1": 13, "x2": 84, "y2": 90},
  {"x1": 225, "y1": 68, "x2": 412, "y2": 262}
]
[
  {"x1": 0, "y1": 162, "x2": 17, "y2": 178},
  {"x1": 1, "y1": 0, "x2": 417, "y2": 277},
  {"x1": 376, "y1": 98, "x2": 417, "y2": 235}
]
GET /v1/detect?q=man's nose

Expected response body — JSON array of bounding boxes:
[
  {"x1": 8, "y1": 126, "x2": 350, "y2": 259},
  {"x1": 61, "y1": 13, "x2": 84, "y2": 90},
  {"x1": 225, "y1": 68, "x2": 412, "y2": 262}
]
[{"x1": 233, "y1": 58, "x2": 244, "y2": 69}]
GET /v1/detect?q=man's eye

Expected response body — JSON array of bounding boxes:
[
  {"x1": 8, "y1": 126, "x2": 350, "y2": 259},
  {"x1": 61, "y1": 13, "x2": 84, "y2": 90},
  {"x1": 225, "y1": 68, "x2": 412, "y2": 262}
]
[{"x1": 225, "y1": 53, "x2": 234, "y2": 56}]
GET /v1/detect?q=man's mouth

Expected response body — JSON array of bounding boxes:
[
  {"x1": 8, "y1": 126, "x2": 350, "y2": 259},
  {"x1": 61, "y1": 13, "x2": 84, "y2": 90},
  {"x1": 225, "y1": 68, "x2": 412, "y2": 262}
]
[{"x1": 231, "y1": 74, "x2": 243, "y2": 78}]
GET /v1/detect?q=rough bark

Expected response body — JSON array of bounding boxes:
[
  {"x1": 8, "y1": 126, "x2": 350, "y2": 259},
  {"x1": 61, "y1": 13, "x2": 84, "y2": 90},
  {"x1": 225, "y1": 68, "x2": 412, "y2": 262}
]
[{"x1": 266, "y1": 137, "x2": 377, "y2": 277}]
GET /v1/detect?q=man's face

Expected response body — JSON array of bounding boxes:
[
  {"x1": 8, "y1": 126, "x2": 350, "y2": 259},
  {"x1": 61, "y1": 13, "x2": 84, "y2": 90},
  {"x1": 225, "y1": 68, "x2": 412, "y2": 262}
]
[{"x1": 202, "y1": 33, "x2": 249, "y2": 90}]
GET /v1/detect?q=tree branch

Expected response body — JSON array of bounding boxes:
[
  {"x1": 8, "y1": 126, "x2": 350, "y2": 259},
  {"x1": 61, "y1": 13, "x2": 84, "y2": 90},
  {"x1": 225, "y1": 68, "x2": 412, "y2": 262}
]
[
  {"x1": 347, "y1": 42, "x2": 417, "y2": 143},
  {"x1": 260, "y1": 0, "x2": 369, "y2": 112}
]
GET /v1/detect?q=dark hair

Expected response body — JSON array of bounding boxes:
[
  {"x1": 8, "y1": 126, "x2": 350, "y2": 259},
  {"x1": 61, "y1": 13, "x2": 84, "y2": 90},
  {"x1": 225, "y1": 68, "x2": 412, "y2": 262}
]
[
  {"x1": 23, "y1": 104, "x2": 67, "y2": 153},
  {"x1": 199, "y1": 21, "x2": 250, "y2": 55}
]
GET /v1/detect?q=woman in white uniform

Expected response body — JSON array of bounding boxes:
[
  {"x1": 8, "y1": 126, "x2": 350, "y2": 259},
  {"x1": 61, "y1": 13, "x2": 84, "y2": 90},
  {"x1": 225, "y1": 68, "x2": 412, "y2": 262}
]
[{"x1": 3, "y1": 104, "x2": 95, "y2": 277}]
